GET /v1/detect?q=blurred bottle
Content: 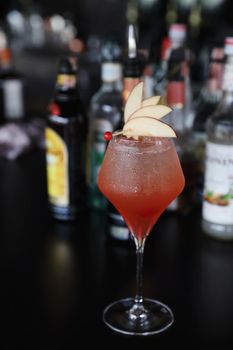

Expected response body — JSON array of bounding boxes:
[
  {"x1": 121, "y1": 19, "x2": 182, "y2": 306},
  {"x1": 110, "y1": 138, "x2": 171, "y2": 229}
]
[
  {"x1": 168, "y1": 24, "x2": 187, "y2": 58},
  {"x1": 193, "y1": 47, "x2": 224, "y2": 141},
  {"x1": 154, "y1": 36, "x2": 170, "y2": 99},
  {"x1": 0, "y1": 28, "x2": 24, "y2": 123},
  {"x1": 122, "y1": 24, "x2": 142, "y2": 105},
  {"x1": 87, "y1": 59, "x2": 122, "y2": 210},
  {"x1": 169, "y1": 23, "x2": 194, "y2": 129},
  {"x1": 106, "y1": 24, "x2": 143, "y2": 243},
  {"x1": 45, "y1": 57, "x2": 87, "y2": 221},
  {"x1": 192, "y1": 47, "x2": 224, "y2": 203},
  {"x1": 165, "y1": 34, "x2": 198, "y2": 214},
  {"x1": 166, "y1": 43, "x2": 186, "y2": 133},
  {"x1": 6, "y1": 7, "x2": 26, "y2": 51},
  {"x1": 28, "y1": 13, "x2": 45, "y2": 48},
  {"x1": 154, "y1": 24, "x2": 189, "y2": 102},
  {"x1": 202, "y1": 37, "x2": 233, "y2": 240},
  {"x1": 155, "y1": 24, "x2": 193, "y2": 123}
]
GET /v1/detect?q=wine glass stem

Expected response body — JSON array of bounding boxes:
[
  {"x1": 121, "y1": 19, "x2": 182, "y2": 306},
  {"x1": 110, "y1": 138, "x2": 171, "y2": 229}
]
[
  {"x1": 128, "y1": 237, "x2": 147, "y2": 321},
  {"x1": 134, "y1": 237, "x2": 146, "y2": 306}
]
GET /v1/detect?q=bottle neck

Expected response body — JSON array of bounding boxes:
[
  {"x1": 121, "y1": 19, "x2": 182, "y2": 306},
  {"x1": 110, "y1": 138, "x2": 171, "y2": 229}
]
[
  {"x1": 166, "y1": 80, "x2": 186, "y2": 134},
  {"x1": 217, "y1": 55, "x2": 233, "y2": 108},
  {"x1": 100, "y1": 62, "x2": 122, "y2": 92},
  {"x1": 122, "y1": 76, "x2": 141, "y2": 105},
  {"x1": 222, "y1": 56, "x2": 233, "y2": 93},
  {"x1": 204, "y1": 58, "x2": 223, "y2": 96},
  {"x1": 170, "y1": 39, "x2": 184, "y2": 50},
  {"x1": 101, "y1": 79, "x2": 120, "y2": 92}
]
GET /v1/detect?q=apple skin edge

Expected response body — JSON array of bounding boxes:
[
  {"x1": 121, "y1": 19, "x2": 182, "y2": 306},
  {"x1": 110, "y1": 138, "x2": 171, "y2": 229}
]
[
  {"x1": 128, "y1": 105, "x2": 172, "y2": 121},
  {"x1": 123, "y1": 117, "x2": 177, "y2": 138},
  {"x1": 141, "y1": 95, "x2": 160, "y2": 107}
]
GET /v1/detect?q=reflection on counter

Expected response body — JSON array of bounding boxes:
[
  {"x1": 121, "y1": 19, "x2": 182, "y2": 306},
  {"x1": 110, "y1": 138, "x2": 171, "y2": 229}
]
[
  {"x1": 39, "y1": 221, "x2": 79, "y2": 326},
  {"x1": 194, "y1": 238, "x2": 233, "y2": 340}
]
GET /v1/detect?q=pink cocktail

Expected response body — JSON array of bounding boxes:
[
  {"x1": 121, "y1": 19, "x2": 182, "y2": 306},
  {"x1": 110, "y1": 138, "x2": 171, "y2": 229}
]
[
  {"x1": 98, "y1": 135, "x2": 184, "y2": 335},
  {"x1": 98, "y1": 136, "x2": 184, "y2": 240}
]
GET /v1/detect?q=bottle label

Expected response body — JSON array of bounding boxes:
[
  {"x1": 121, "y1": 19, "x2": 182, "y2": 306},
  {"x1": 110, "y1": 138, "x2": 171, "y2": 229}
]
[
  {"x1": 56, "y1": 74, "x2": 76, "y2": 89},
  {"x1": 203, "y1": 142, "x2": 233, "y2": 225},
  {"x1": 3, "y1": 79, "x2": 24, "y2": 119},
  {"x1": 166, "y1": 81, "x2": 185, "y2": 106},
  {"x1": 45, "y1": 128, "x2": 69, "y2": 206},
  {"x1": 122, "y1": 78, "x2": 140, "y2": 105},
  {"x1": 89, "y1": 118, "x2": 113, "y2": 191}
]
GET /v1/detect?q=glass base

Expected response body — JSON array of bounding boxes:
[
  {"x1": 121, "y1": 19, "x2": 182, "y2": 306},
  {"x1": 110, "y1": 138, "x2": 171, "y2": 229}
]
[{"x1": 103, "y1": 297, "x2": 174, "y2": 336}]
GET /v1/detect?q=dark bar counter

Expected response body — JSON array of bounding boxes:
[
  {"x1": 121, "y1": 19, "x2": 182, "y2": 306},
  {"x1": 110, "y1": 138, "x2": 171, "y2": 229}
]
[{"x1": 0, "y1": 150, "x2": 233, "y2": 350}]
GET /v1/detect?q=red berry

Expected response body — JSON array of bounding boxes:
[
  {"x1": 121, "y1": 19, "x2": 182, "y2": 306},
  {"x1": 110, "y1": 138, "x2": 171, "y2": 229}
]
[{"x1": 104, "y1": 131, "x2": 112, "y2": 141}]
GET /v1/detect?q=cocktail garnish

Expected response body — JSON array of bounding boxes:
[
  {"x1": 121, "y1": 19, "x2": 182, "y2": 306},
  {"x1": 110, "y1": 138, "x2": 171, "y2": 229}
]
[
  {"x1": 104, "y1": 131, "x2": 113, "y2": 141},
  {"x1": 115, "y1": 82, "x2": 176, "y2": 139}
]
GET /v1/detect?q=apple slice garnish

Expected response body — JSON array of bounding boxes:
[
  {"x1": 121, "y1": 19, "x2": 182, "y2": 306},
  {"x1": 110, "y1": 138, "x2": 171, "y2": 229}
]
[
  {"x1": 141, "y1": 96, "x2": 160, "y2": 107},
  {"x1": 128, "y1": 105, "x2": 172, "y2": 121},
  {"x1": 123, "y1": 117, "x2": 176, "y2": 138},
  {"x1": 124, "y1": 82, "x2": 143, "y2": 123}
]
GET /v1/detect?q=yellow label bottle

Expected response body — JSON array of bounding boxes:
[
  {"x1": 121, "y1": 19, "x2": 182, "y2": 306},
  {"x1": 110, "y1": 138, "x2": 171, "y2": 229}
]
[
  {"x1": 46, "y1": 57, "x2": 87, "y2": 221},
  {"x1": 45, "y1": 127, "x2": 69, "y2": 207}
]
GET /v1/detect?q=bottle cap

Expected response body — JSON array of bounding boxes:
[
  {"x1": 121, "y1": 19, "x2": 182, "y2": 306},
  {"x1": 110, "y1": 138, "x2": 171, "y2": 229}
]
[
  {"x1": 169, "y1": 24, "x2": 187, "y2": 43},
  {"x1": 101, "y1": 62, "x2": 122, "y2": 82},
  {"x1": 224, "y1": 37, "x2": 233, "y2": 55}
]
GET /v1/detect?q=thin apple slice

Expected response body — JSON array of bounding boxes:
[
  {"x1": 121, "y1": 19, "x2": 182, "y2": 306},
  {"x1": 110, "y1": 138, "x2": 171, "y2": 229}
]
[
  {"x1": 128, "y1": 105, "x2": 172, "y2": 121},
  {"x1": 123, "y1": 117, "x2": 176, "y2": 138},
  {"x1": 141, "y1": 96, "x2": 160, "y2": 107},
  {"x1": 124, "y1": 82, "x2": 143, "y2": 123}
]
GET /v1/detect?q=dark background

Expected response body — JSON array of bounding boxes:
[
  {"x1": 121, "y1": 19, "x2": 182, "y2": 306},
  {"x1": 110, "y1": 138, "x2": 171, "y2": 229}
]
[{"x1": 0, "y1": 1, "x2": 233, "y2": 349}]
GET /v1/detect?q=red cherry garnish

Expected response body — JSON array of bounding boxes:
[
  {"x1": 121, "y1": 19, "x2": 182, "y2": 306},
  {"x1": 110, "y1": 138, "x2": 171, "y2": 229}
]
[{"x1": 104, "y1": 131, "x2": 112, "y2": 141}]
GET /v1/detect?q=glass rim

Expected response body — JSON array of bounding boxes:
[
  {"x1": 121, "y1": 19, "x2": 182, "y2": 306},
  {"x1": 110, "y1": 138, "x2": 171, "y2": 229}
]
[{"x1": 111, "y1": 132, "x2": 173, "y2": 143}]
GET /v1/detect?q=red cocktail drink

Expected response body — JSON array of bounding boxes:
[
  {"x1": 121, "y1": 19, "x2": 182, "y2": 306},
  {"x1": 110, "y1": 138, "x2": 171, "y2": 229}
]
[
  {"x1": 98, "y1": 136, "x2": 184, "y2": 241},
  {"x1": 97, "y1": 83, "x2": 185, "y2": 336}
]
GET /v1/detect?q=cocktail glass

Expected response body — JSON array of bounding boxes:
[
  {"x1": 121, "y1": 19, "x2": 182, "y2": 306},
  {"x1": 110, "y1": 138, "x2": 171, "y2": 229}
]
[{"x1": 98, "y1": 135, "x2": 185, "y2": 336}]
